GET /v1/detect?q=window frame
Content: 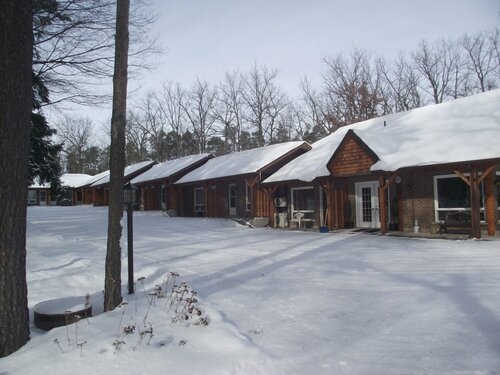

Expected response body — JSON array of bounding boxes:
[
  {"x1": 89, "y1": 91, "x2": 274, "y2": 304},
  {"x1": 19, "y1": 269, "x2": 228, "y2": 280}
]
[
  {"x1": 433, "y1": 174, "x2": 485, "y2": 222},
  {"x1": 245, "y1": 183, "x2": 251, "y2": 212},
  {"x1": 290, "y1": 186, "x2": 315, "y2": 221},
  {"x1": 193, "y1": 187, "x2": 205, "y2": 214},
  {"x1": 27, "y1": 190, "x2": 37, "y2": 205}
]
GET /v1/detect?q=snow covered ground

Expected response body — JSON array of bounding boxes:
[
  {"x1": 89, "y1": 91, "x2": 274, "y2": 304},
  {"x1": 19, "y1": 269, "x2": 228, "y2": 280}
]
[{"x1": 2, "y1": 206, "x2": 500, "y2": 374}]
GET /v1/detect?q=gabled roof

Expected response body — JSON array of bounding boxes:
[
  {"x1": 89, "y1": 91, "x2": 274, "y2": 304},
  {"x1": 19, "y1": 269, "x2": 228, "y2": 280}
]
[
  {"x1": 91, "y1": 160, "x2": 156, "y2": 187},
  {"x1": 264, "y1": 89, "x2": 500, "y2": 183},
  {"x1": 75, "y1": 170, "x2": 110, "y2": 188},
  {"x1": 326, "y1": 129, "x2": 379, "y2": 174},
  {"x1": 175, "y1": 141, "x2": 311, "y2": 184},
  {"x1": 130, "y1": 154, "x2": 213, "y2": 185},
  {"x1": 61, "y1": 173, "x2": 93, "y2": 188},
  {"x1": 30, "y1": 173, "x2": 92, "y2": 189}
]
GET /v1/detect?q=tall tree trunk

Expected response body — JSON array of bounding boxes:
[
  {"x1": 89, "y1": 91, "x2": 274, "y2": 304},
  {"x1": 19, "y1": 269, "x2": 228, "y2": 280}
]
[
  {"x1": 0, "y1": 0, "x2": 33, "y2": 357},
  {"x1": 104, "y1": 0, "x2": 130, "y2": 312}
]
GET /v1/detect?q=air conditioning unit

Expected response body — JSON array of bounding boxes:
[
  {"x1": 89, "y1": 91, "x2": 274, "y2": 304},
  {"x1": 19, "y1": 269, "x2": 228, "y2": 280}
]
[{"x1": 274, "y1": 197, "x2": 287, "y2": 207}]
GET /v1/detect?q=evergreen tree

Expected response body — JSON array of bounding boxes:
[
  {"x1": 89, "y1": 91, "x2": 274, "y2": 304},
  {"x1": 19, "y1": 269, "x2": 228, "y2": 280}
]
[{"x1": 29, "y1": 112, "x2": 63, "y2": 192}]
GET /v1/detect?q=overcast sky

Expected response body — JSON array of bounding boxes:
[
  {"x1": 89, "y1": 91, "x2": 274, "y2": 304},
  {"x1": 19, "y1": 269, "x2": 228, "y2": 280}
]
[{"x1": 65, "y1": 0, "x2": 500, "y2": 130}]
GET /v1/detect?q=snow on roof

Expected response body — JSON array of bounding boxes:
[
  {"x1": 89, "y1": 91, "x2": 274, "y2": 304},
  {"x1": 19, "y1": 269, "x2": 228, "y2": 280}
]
[
  {"x1": 175, "y1": 141, "x2": 310, "y2": 184},
  {"x1": 130, "y1": 154, "x2": 212, "y2": 185},
  {"x1": 30, "y1": 173, "x2": 92, "y2": 189},
  {"x1": 265, "y1": 89, "x2": 500, "y2": 183},
  {"x1": 91, "y1": 160, "x2": 156, "y2": 187},
  {"x1": 74, "y1": 170, "x2": 110, "y2": 188},
  {"x1": 60, "y1": 173, "x2": 92, "y2": 188}
]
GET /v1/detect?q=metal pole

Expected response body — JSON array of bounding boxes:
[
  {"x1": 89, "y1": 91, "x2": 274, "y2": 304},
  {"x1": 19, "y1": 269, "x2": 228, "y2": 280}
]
[{"x1": 127, "y1": 205, "x2": 134, "y2": 294}]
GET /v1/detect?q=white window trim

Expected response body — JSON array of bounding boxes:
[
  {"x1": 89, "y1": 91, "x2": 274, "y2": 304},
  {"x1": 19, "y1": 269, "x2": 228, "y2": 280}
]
[
  {"x1": 194, "y1": 187, "x2": 205, "y2": 213},
  {"x1": 245, "y1": 183, "x2": 251, "y2": 212},
  {"x1": 433, "y1": 174, "x2": 485, "y2": 222},
  {"x1": 291, "y1": 186, "x2": 315, "y2": 222}
]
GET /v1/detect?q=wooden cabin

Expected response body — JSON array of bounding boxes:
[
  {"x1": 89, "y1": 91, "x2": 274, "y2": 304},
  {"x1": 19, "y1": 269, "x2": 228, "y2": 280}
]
[
  {"x1": 130, "y1": 154, "x2": 214, "y2": 212},
  {"x1": 263, "y1": 90, "x2": 500, "y2": 238},
  {"x1": 74, "y1": 170, "x2": 110, "y2": 205},
  {"x1": 89, "y1": 161, "x2": 156, "y2": 206},
  {"x1": 28, "y1": 173, "x2": 92, "y2": 206},
  {"x1": 28, "y1": 183, "x2": 54, "y2": 206},
  {"x1": 173, "y1": 142, "x2": 312, "y2": 223}
]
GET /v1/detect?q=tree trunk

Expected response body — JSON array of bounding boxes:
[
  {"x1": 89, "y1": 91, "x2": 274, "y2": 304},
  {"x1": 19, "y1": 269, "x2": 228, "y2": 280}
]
[
  {"x1": 104, "y1": 0, "x2": 130, "y2": 312},
  {"x1": 0, "y1": 0, "x2": 33, "y2": 357}
]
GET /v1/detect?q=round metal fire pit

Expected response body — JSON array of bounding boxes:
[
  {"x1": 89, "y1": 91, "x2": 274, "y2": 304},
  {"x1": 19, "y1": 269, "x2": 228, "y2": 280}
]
[{"x1": 33, "y1": 296, "x2": 92, "y2": 331}]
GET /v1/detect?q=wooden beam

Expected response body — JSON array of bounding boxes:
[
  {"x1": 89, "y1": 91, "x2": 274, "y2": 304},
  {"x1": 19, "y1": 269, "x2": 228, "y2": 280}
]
[
  {"x1": 469, "y1": 167, "x2": 481, "y2": 239},
  {"x1": 454, "y1": 169, "x2": 471, "y2": 186},
  {"x1": 477, "y1": 165, "x2": 495, "y2": 184},
  {"x1": 382, "y1": 173, "x2": 398, "y2": 190},
  {"x1": 246, "y1": 176, "x2": 260, "y2": 188},
  {"x1": 325, "y1": 178, "x2": 336, "y2": 229},
  {"x1": 484, "y1": 170, "x2": 496, "y2": 236},
  {"x1": 379, "y1": 175, "x2": 388, "y2": 235},
  {"x1": 397, "y1": 181, "x2": 403, "y2": 231}
]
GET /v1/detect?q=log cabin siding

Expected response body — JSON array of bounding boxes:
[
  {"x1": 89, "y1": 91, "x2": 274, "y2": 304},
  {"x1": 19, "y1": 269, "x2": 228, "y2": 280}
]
[{"x1": 328, "y1": 138, "x2": 377, "y2": 176}]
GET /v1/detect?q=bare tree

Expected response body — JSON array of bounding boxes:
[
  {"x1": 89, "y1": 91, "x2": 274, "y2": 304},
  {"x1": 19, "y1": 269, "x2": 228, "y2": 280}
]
[
  {"x1": 322, "y1": 48, "x2": 385, "y2": 126},
  {"x1": 126, "y1": 111, "x2": 150, "y2": 163},
  {"x1": 377, "y1": 53, "x2": 422, "y2": 112},
  {"x1": 298, "y1": 77, "x2": 335, "y2": 138},
  {"x1": 105, "y1": 0, "x2": 130, "y2": 312},
  {"x1": 136, "y1": 91, "x2": 169, "y2": 161},
  {"x1": 214, "y1": 71, "x2": 246, "y2": 152},
  {"x1": 57, "y1": 116, "x2": 95, "y2": 172},
  {"x1": 412, "y1": 39, "x2": 469, "y2": 103},
  {"x1": 241, "y1": 64, "x2": 288, "y2": 146},
  {"x1": 462, "y1": 29, "x2": 499, "y2": 92},
  {"x1": 492, "y1": 28, "x2": 500, "y2": 81},
  {"x1": 182, "y1": 79, "x2": 218, "y2": 153},
  {"x1": 0, "y1": 0, "x2": 32, "y2": 357},
  {"x1": 273, "y1": 104, "x2": 300, "y2": 143},
  {"x1": 156, "y1": 81, "x2": 186, "y2": 158},
  {"x1": 33, "y1": 0, "x2": 157, "y2": 106}
]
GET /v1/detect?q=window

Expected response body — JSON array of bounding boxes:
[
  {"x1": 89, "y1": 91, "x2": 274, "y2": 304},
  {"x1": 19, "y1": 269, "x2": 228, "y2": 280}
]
[
  {"x1": 27, "y1": 190, "x2": 37, "y2": 205},
  {"x1": 433, "y1": 175, "x2": 484, "y2": 221},
  {"x1": 194, "y1": 188, "x2": 205, "y2": 214},
  {"x1": 161, "y1": 184, "x2": 167, "y2": 210},
  {"x1": 291, "y1": 187, "x2": 315, "y2": 221},
  {"x1": 245, "y1": 183, "x2": 251, "y2": 211}
]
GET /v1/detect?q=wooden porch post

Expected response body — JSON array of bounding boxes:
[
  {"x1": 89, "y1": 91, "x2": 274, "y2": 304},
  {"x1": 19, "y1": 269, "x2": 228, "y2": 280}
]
[
  {"x1": 328, "y1": 178, "x2": 336, "y2": 230},
  {"x1": 246, "y1": 176, "x2": 260, "y2": 219},
  {"x1": 469, "y1": 166, "x2": 481, "y2": 239},
  {"x1": 484, "y1": 170, "x2": 496, "y2": 236},
  {"x1": 397, "y1": 181, "x2": 403, "y2": 231},
  {"x1": 455, "y1": 165, "x2": 496, "y2": 238},
  {"x1": 379, "y1": 174, "x2": 388, "y2": 235},
  {"x1": 264, "y1": 185, "x2": 278, "y2": 227}
]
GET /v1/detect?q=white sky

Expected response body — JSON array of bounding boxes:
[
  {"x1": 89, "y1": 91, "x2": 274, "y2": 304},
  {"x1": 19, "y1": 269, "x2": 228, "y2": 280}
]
[{"x1": 62, "y1": 0, "x2": 500, "y2": 137}]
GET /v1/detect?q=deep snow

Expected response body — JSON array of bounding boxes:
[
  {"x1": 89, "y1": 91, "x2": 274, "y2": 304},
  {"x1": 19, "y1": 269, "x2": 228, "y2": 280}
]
[{"x1": 1, "y1": 206, "x2": 499, "y2": 374}]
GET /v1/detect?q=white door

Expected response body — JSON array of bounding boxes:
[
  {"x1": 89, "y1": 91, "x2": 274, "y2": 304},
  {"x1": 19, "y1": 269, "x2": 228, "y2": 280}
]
[
  {"x1": 355, "y1": 181, "x2": 380, "y2": 228},
  {"x1": 229, "y1": 184, "x2": 237, "y2": 216}
]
